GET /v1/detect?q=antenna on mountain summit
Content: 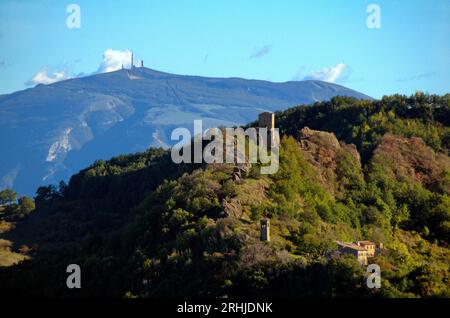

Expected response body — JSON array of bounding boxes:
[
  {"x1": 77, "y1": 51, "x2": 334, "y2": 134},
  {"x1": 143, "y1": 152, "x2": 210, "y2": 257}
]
[{"x1": 131, "y1": 51, "x2": 134, "y2": 69}]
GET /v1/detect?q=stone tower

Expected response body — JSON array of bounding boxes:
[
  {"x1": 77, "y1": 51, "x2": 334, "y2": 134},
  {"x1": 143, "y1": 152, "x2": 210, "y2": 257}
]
[
  {"x1": 260, "y1": 218, "x2": 270, "y2": 241},
  {"x1": 258, "y1": 112, "x2": 275, "y2": 129},
  {"x1": 258, "y1": 112, "x2": 276, "y2": 150}
]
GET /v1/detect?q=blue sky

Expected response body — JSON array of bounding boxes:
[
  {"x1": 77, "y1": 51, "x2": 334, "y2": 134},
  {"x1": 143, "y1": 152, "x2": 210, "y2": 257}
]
[{"x1": 0, "y1": 0, "x2": 449, "y2": 98}]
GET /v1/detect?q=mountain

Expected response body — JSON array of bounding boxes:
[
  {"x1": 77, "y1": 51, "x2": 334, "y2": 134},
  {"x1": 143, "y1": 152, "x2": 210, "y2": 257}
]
[
  {"x1": 1, "y1": 94, "x2": 449, "y2": 298},
  {"x1": 0, "y1": 67, "x2": 371, "y2": 195}
]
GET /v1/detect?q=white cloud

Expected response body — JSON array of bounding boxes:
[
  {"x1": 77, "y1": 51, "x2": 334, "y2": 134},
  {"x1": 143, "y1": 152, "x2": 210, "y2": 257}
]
[
  {"x1": 97, "y1": 49, "x2": 140, "y2": 73},
  {"x1": 26, "y1": 68, "x2": 70, "y2": 86},
  {"x1": 303, "y1": 63, "x2": 348, "y2": 83},
  {"x1": 26, "y1": 49, "x2": 141, "y2": 87}
]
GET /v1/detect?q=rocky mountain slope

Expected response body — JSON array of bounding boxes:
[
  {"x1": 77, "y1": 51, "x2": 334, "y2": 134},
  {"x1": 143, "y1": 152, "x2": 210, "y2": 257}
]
[{"x1": 0, "y1": 67, "x2": 371, "y2": 195}]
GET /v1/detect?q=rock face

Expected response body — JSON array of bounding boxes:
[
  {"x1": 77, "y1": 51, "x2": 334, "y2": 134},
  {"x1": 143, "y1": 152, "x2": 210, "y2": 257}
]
[
  {"x1": 299, "y1": 127, "x2": 342, "y2": 170},
  {"x1": 232, "y1": 162, "x2": 252, "y2": 183},
  {"x1": 298, "y1": 127, "x2": 362, "y2": 195},
  {"x1": 372, "y1": 134, "x2": 450, "y2": 194},
  {"x1": 299, "y1": 127, "x2": 341, "y2": 150}
]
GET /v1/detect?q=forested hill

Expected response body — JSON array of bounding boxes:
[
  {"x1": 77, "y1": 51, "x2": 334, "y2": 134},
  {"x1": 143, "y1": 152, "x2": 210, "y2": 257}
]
[
  {"x1": 274, "y1": 93, "x2": 449, "y2": 161},
  {"x1": 0, "y1": 66, "x2": 371, "y2": 196},
  {"x1": 0, "y1": 93, "x2": 449, "y2": 298}
]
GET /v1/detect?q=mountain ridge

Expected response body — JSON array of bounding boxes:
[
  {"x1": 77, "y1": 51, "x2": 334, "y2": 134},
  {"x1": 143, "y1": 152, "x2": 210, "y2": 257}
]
[{"x1": 0, "y1": 67, "x2": 371, "y2": 195}]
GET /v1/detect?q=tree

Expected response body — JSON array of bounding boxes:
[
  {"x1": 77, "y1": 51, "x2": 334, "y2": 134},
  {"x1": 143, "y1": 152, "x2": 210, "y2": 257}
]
[
  {"x1": 35, "y1": 185, "x2": 59, "y2": 205},
  {"x1": 0, "y1": 188, "x2": 17, "y2": 206},
  {"x1": 58, "y1": 181, "x2": 68, "y2": 197},
  {"x1": 17, "y1": 196, "x2": 35, "y2": 215}
]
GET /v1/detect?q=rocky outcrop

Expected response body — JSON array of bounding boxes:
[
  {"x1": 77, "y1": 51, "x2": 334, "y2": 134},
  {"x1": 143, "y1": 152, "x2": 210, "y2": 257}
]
[
  {"x1": 232, "y1": 162, "x2": 252, "y2": 183},
  {"x1": 371, "y1": 134, "x2": 450, "y2": 194},
  {"x1": 299, "y1": 127, "x2": 360, "y2": 167},
  {"x1": 299, "y1": 127, "x2": 341, "y2": 151},
  {"x1": 298, "y1": 127, "x2": 362, "y2": 195}
]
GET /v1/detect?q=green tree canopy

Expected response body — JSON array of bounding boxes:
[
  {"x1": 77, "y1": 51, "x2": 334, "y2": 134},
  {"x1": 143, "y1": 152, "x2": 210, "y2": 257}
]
[{"x1": 0, "y1": 189, "x2": 17, "y2": 206}]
